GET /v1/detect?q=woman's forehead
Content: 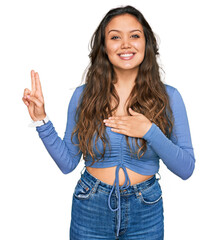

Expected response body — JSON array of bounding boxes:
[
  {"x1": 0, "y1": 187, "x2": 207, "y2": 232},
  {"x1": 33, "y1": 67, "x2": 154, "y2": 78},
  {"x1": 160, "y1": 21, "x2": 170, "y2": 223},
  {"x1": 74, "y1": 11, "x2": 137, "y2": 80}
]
[{"x1": 105, "y1": 14, "x2": 143, "y2": 34}]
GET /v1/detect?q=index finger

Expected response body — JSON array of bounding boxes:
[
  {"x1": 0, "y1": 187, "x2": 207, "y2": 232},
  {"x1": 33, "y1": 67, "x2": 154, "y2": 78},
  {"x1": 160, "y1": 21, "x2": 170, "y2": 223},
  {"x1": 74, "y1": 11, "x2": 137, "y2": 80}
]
[
  {"x1": 31, "y1": 70, "x2": 36, "y2": 95},
  {"x1": 108, "y1": 116, "x2": 129, "y2": 120}
]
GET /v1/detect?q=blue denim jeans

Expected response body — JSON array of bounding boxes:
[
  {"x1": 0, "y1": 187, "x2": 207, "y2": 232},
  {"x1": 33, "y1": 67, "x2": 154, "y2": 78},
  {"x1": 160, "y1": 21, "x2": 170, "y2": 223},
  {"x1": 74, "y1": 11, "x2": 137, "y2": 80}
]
[{"x1": 70, "y1": 168, "x2": 164, "y2": 239}]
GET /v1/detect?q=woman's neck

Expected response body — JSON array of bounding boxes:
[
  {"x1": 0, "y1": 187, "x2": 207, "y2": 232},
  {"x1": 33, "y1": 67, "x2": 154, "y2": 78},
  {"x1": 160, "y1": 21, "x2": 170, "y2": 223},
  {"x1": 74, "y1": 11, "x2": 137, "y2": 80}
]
[{"x1": 113, "y1": 67, "x2": 138, "y2": 90}]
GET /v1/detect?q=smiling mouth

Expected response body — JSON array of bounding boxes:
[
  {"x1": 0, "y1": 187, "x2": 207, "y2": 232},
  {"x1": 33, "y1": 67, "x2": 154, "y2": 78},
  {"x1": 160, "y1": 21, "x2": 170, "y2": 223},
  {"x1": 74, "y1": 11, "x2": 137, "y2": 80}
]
[{"x1": 118, "y1": 53, "x2": 136, "y2": 60}]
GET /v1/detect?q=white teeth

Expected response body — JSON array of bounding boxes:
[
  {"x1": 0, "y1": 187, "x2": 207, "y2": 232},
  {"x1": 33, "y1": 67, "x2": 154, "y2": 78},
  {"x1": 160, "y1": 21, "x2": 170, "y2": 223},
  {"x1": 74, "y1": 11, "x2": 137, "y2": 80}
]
[{"x1": 120, "y1": 53, "x2": 134, "y2": 57}]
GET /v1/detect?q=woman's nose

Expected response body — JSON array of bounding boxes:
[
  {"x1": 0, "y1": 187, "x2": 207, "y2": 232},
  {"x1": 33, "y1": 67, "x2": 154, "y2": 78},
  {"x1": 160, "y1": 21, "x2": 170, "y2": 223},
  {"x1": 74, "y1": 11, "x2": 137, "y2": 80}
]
[{"x1": 121, "y1": 37, "x2": 131, "y2": 49}]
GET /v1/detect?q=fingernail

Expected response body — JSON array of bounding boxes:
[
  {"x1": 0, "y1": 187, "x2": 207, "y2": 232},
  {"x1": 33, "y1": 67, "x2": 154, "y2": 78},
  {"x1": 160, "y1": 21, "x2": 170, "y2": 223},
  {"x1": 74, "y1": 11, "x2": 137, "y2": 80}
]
[{"x1": 27, "y1": 95, "x2": 30, "y2": 98}]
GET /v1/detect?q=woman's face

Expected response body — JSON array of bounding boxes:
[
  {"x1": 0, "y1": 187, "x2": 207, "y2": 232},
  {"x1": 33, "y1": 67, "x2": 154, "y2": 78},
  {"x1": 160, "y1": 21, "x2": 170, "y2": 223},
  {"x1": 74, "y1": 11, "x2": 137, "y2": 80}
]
[{"x1": 105, "y1": 14, "x2": 146, "y2": 73}]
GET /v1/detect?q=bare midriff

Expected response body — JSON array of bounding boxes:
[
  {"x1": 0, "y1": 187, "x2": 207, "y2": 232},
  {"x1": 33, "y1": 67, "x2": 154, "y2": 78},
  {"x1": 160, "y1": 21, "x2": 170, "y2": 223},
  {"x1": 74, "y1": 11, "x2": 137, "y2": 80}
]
[{"x1": 86, "y1": 166, "x2": 154, "y2": 186}]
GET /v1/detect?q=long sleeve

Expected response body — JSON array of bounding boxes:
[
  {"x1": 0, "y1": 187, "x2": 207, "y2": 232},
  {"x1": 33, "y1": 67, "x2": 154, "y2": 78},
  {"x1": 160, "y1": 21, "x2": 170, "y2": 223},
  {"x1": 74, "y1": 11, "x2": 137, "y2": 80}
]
[
  {"x1": 35, "y1": 86, "x2": 83, "y2": 174},
  {"x1": 142, "y1": 87, "x2": 195, "y2": 180}
]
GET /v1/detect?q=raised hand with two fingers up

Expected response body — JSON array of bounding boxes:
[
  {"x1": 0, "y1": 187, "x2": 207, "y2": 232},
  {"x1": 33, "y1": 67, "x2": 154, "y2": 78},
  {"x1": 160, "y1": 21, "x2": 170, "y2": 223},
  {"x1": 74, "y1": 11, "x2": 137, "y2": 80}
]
[{"x1": 22, "y1": 70, "x2": 46, "y2": 121}]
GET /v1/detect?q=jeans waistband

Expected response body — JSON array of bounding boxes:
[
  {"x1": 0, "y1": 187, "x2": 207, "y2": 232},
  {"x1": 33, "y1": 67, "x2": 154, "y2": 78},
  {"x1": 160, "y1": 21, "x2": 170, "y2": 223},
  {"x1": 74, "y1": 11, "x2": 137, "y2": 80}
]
[{"x1": 80, "y1": 167, "x2": 159, "y2": 196}]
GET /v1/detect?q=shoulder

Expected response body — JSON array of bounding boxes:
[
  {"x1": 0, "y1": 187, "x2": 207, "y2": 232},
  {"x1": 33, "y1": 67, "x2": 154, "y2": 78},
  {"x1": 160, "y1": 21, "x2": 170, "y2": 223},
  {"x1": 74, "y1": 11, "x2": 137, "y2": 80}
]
[
  {"x1": 71, "y1": 83, "x2": 86, "y2": 100},
  {"x1": 164, "y1": 83, "x2": 186, "y2": 110},
  {"x1": 164, "y1": 83, "x2": 183, "y2": 101},
  {"x1": 68, "y1": 84, "x2": 86, "y2": 107},
  {"x1": 77, "y1": 83, "x2": 86, "y2": 91},
  {"x1": 164, "y1": 83, "x2": 177, "y2": 96},
  {"x1": 75, "y1": 83, "x2": 86, "y2": 94}
]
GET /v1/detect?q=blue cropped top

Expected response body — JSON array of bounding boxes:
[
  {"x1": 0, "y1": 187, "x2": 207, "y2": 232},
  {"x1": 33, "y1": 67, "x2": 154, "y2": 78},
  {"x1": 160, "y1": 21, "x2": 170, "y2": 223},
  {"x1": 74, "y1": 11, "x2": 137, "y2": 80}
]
[{"x1": 35, "y1": 83, "x2": 195, "y2": 236}]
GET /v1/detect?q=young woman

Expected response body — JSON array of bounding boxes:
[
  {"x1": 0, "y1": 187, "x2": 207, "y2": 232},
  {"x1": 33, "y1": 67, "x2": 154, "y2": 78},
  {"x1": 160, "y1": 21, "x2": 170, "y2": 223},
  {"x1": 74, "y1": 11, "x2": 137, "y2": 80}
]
[{"x1": 22, "y1": 5, "x2": 195, "y2": 240}]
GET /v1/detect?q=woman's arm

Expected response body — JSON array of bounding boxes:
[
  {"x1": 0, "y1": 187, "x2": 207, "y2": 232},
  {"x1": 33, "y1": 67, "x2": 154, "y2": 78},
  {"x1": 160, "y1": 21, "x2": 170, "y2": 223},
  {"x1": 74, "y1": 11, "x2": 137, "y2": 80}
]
[
  {"x1": 142, "y1": 87, "x2": 196, "y2": 180},
  {"x1": 35, "y1": 86, "x2": 83, "y2": 174}
]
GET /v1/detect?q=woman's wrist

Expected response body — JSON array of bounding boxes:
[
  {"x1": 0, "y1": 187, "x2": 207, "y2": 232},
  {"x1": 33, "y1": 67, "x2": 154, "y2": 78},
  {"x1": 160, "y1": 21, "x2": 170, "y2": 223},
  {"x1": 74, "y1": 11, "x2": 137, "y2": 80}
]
[
  {"x1": 28, "y1": 114, "x2": 50, "y2": 127},
  {"x1": 35, "y1": 114, "x2": 47, "y2": 121}
]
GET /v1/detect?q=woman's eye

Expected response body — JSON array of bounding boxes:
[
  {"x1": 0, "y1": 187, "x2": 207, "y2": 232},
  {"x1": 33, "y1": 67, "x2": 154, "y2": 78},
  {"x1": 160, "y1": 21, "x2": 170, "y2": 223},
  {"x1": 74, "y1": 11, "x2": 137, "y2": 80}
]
[
  {"x1": 111, "y1": 36, "x2": 120, "y2": 40},
  {"x1": 131, "y1": 34, "x2": 140, "y2": 38}
]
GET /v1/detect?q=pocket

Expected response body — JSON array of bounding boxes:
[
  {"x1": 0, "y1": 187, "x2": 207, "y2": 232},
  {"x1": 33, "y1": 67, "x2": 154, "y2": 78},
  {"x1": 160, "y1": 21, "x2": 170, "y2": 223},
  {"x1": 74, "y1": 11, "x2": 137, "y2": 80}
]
[
  {"x1": 138, "y1": 180, "x2": 162, "y2": 205},
  {"x1": 73, "y1": 178, "x2": 93, "y2": 200}
]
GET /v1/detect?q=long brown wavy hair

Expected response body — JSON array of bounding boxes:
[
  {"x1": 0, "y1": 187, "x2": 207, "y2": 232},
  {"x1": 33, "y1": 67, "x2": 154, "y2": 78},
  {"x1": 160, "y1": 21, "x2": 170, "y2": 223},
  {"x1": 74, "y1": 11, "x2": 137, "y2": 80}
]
[{"x1": 71, "y1": 5, "x2": 174, "y2": 166}]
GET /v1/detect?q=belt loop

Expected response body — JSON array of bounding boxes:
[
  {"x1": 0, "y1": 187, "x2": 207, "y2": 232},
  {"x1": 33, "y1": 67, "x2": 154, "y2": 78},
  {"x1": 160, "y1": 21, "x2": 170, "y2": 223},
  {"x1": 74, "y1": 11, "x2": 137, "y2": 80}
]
[
  {"x1": 133, "y1": 184, "x2": 140, "y2": 198},
  {"x1": 91, "y1": 179, "x2": 100, "y2": 194},
  {"x1": 156, "y1": 172, "x2": 161, "y2": 181}
]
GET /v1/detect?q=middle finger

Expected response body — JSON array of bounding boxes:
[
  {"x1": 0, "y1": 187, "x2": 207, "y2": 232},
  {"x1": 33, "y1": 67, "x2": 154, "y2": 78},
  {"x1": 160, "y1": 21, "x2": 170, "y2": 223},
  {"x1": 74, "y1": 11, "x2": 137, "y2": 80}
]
[{"x1": 35, "y1": 72, "x2": 43, "y2": 94}]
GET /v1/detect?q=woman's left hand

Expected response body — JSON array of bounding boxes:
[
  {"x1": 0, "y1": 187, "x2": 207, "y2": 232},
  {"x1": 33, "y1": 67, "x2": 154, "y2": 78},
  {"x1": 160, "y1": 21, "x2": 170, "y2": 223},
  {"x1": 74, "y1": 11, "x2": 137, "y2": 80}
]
[{"x1": 103, "y1": 108, "x2": 152, "y2": 138}]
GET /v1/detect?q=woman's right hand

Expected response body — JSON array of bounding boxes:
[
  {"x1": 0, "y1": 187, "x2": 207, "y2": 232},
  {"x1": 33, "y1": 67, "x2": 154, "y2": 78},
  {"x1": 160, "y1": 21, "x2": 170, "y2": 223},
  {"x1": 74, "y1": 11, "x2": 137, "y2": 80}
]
[{"x1": 22, "y1": 70, "x2": 46, "y2": 121}]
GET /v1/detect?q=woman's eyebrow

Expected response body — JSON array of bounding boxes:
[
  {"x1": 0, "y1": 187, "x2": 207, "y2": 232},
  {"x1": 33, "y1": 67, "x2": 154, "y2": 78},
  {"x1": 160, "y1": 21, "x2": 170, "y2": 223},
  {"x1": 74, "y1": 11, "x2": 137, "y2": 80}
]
[{"x1": 108, "y1": 29, "x2": 142, "y2": 35}]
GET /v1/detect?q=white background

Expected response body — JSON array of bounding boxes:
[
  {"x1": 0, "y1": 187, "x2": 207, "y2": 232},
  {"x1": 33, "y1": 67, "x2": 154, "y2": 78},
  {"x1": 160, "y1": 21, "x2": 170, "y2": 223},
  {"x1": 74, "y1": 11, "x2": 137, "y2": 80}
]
[{"x1": 1, "y1": 0, "x2": 218, "y2": 239}]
